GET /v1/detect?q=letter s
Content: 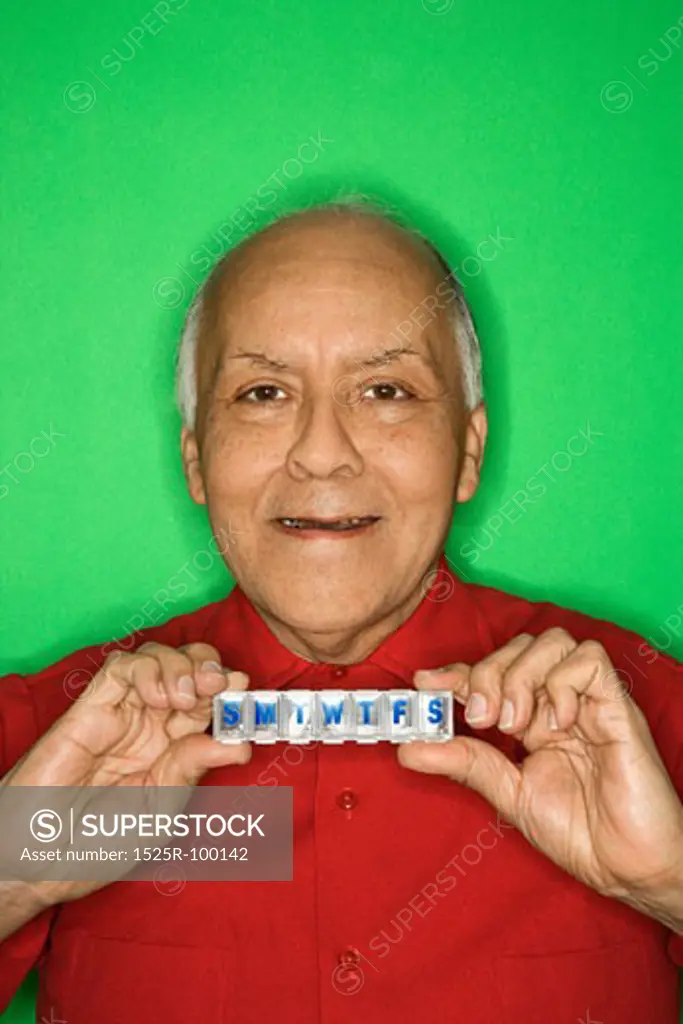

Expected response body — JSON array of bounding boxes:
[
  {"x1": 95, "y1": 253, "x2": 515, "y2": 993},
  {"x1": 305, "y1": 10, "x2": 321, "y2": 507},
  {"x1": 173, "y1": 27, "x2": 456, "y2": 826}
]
[
  {"x1": 435, "y1": 869, "x2": 457, "y2": 894},
  {"x1": 222, "y1": 701, "x2": 241, "y2": 727},
  {"x1": 368, "y1": 935, "x2": 391, "y2": 958},
  {"x1": 427, "y1": 697, "x2": 444, "y2": 725},
  {"x1": 101, "y1": 54, "x2": 122, "y2": 76},
  {"x1": 637, "y1": 54, "x2": 659, "y2": 76},
  {"x1": 81, "y1": 814, "x2": 97, "y2": 836}
]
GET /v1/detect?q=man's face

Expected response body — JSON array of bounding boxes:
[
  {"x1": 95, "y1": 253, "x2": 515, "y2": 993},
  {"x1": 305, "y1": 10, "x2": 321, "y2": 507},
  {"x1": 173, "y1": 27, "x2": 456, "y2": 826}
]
[{"x1": 182, "y1": 214, "x2": 483, "y2": 647}]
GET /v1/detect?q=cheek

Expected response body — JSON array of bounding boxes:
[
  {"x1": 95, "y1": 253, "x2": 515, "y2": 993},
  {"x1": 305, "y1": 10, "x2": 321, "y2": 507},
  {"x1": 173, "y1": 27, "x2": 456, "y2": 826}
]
[
  {"x1": 202, "y1": 425, "x2": 283, "y2": 498},
  {"x1": 371, "y1": 417, "x2": 459, "y2": 501}
]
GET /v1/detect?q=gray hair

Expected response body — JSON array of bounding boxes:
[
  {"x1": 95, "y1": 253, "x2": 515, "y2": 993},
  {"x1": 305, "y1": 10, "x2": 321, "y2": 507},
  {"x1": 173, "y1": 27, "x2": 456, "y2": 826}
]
[{"x1": 175, "y1": 200, "x2": 483, "y2": 430}]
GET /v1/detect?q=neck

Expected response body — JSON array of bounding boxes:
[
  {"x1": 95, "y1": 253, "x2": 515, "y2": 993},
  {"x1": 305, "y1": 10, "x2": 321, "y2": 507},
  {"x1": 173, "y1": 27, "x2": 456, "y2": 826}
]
[{"x1": 252, "y1": 559, "x2": 439, "y2": 664}]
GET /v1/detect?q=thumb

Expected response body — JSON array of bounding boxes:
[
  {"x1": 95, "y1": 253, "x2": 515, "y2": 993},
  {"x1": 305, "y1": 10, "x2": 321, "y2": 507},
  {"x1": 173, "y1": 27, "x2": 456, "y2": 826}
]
[
  {"x1": 157, "y1": 733, "x2": 252, "y2": 787},
  {"x1": 397, "y1": 736, "x2": 520, "y2": 823}
]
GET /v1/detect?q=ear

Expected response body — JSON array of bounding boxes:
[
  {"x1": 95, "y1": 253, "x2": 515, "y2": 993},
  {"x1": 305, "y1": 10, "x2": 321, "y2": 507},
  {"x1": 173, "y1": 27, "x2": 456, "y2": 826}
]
[
  {"x1": 181, "y1": 426, "x2": 207, "y2": 505},
  {"x1": 455, "y1": 403, "x2": 488, "y2": 504}
]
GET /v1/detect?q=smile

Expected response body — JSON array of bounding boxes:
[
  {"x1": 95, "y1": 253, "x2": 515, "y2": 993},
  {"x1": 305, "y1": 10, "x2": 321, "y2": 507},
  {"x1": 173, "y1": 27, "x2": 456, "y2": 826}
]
[{"x1": 275, "y1": 515, "x2": 381, "y2": 535}]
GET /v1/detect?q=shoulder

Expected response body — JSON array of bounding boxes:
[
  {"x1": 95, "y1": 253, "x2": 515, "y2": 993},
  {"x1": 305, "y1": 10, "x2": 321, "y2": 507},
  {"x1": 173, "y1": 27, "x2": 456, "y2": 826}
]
[
  {"x1": 0, "y1": 589, "x2": 238, "y2": 773},
  {"x1": 464, "y1": 578, "x2": 683, "y2": 789},
  {"x1": 467, "y1": 579, "x2": 680, "y2": 676}
]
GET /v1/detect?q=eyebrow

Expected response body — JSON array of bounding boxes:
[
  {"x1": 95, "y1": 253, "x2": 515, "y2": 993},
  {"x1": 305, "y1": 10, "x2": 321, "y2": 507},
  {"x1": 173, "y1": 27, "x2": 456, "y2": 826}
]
[
  {"x1": 224, "y1": 345, "x2": 432, "y2": 373},
  {"x1": 355, "y1": 345, "x2": 430, "y2": 369},
  {"x1": 225, "y1": 351, "x2": 291, "y2": 371}
]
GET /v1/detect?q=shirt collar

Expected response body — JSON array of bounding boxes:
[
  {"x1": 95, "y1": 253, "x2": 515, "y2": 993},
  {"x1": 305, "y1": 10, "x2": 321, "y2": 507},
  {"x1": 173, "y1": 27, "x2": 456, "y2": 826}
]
[{"x1": 218, "y1": 552, "x2": 496, "y2": 688}]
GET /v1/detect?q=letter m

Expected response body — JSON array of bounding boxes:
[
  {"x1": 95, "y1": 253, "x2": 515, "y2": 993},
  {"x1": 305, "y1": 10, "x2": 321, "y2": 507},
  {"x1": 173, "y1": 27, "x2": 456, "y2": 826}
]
[{"x1": 254, "y1": 701, "x2": 277, "y2": 726}]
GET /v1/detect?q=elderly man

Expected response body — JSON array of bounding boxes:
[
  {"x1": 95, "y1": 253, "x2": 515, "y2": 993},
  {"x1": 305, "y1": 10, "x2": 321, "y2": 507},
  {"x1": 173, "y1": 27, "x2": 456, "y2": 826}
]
[{"x1": 1, "y1": 202, "x2": 682, "y2": 1024}]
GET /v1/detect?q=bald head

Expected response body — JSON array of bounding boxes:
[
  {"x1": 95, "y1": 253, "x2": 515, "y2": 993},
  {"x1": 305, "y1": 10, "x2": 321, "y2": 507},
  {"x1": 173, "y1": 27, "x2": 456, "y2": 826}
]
[
  {"x1": 204, "y1": 205, "x2": 449, "y2": 310},
  {"x1": 176, "y1": 202, "x2": 482, "y2": 434}
]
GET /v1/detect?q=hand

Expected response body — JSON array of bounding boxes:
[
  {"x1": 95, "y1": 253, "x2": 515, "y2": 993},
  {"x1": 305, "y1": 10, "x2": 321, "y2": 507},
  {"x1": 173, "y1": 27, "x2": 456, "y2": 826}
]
[
  {"x1": 399, "y1": 629, "x2": 683, "y2": 917},
  {"x1": 0, "y1": 642, "x2": 251, "y2": 905}
]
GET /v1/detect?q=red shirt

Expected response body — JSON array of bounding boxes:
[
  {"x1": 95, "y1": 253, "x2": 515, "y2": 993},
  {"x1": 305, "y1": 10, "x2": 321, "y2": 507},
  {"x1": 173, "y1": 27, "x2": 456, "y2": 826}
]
[{"x1": 1, "y1": 554, "x2": 682, "y2": 1023}]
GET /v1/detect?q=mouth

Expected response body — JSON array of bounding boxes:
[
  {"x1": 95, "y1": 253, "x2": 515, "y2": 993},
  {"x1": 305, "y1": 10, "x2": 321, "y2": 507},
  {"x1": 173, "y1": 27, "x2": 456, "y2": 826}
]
[{"x1": 274, "y1": 515, "x2": 381, "y2": 536}]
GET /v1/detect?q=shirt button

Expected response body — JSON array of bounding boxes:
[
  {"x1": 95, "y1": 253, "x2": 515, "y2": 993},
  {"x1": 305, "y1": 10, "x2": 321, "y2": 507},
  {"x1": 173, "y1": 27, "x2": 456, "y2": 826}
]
[
  {"x1": 330, "y1": 666, "x2": 348, "y2": 679},
  {"x1": 336, "y1": 788, "x2": 358, "y2": 811},
  {"x1": 333, "y1": 947, "x2": 364, "y2": 995},
  {"x1": 338, "y1": 946, "x2": 361, "y2": 966}
]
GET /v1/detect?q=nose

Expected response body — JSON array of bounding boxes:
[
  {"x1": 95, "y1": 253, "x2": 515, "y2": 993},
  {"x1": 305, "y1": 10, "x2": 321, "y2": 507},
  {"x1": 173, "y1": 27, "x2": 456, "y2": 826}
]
[{"x1": 285, "y1": 392, "x2": 364, "y2": 481}]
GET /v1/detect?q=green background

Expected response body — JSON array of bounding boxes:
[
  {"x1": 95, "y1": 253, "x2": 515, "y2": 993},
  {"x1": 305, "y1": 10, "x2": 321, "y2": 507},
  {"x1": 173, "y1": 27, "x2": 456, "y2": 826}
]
[{"x1": 1, "y1": 0, "x2": 682, "y2": 1018}]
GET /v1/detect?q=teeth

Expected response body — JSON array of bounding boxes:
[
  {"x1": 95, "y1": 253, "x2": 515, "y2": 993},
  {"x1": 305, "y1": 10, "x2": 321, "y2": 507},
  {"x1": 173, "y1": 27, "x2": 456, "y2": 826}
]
[{"x1": 280, "y1": 516, "x2": 376, "y2": 530}]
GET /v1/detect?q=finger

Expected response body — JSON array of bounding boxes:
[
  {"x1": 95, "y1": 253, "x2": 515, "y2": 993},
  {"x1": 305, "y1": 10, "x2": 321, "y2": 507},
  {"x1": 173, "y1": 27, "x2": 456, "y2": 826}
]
[
  {"x1": 136, "y1": 643, "x2": 226, "y2": 710},
  {"x1": 509, "y1": 647, "x2": 634, "y2": 753},
  {"x1": 166, "y1": 670, "x2": 250, "y2": 741},
  {"x1": 413, "y1": 664, "x2": 472, "y2": 706},
  {"x1": 127, "y1": 653, "x2": 170, "y2": 710},
  {"x1": 494, "y1": 635, "x2": 551, "y2": 733},
  {"x1": 179, "y1": 643, "x2": 228, "y2": 698},
  {"x1": 78, "y1": 650, "x2": 142, "y2": 709},
  {"x1": 462, "y1": 634, "x2": 538, "y2": 729},
  {"x1": 513, "y1": 689, "x2": 560, "y2": 752},
  {"x1": 397, "y1": 736, "x2": 520, "y2": 824},
  {"x1": 136, "y1": 643, "x2": 199, "y2": 711},
  {"x1": 71, "y1": 645, "x2": 224, "y2": 715},
  {"x1": 544, "y1": 640, "x2": 632, "y2": 735},
  {"x1": 496, "y1": 628, "x2": 577, "y2": 733},
  {"x1": 156, "y1": 732, "x2": 252, "y2": 787}
]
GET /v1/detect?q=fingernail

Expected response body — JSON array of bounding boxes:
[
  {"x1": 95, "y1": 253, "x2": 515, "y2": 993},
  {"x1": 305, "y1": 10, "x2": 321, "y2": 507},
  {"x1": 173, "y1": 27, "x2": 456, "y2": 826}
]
[
  {"x1": 414, "y1": 669, "x2": 441, "y2": 683},
  {"x1": 201, "y1": 660, "x2": 223, "y2": 673},
  {"x1": 498, "y1": 699, "x2": 515, "y2": 730},
  {"x1": 178, "y1": 675, "x2": 195, "y2": 697},
  {"x1": 548, "y1": 705, "x2": 559, "y2": 730},
  {"x1": 466, "y1": 693, "x2": 488, "y2": 723},
  {"x1": 414, "y1": 665, "x2": 457, "y2": 684}
]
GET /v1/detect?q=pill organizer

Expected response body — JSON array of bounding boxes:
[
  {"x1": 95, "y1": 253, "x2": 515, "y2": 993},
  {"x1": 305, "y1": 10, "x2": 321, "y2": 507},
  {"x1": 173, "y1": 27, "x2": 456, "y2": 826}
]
[{"x1": 213, "y1": 689, "x2": 453, "y2": 744}]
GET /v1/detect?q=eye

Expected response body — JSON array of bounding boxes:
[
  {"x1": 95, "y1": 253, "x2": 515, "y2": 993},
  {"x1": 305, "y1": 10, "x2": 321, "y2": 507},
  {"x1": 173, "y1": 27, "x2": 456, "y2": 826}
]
[
  {"x1": 236, "y1": 384, "x2": 287, "y2": 403},
  {"x1": 364, "y1": 381, "x2": 415, "y2": 401}
]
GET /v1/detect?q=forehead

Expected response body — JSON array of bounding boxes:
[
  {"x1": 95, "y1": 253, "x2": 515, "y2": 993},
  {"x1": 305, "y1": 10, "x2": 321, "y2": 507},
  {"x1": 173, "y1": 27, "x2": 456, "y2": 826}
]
[{"x1": 202, "y1": 213, "x2": 447, "y2": 349}]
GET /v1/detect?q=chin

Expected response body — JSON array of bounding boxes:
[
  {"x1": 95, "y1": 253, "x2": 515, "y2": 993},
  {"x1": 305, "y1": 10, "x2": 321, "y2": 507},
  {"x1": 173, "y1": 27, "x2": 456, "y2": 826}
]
[{"x1": 264, "y1": 578, "x2": 382, "y2": 635}]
